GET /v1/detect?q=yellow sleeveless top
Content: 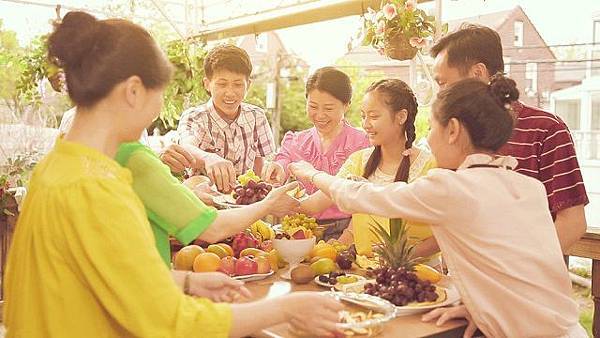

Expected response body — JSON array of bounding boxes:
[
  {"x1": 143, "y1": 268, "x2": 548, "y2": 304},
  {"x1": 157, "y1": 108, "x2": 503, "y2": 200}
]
[{"x1": 336, "y1": 147, "x2": 436, "y2": 255}]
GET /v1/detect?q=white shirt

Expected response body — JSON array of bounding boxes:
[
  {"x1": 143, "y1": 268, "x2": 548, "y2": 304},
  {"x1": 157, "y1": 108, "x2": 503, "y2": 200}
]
[{"x1": 329, "y1": 154, "x2": 579, "y2": 338}]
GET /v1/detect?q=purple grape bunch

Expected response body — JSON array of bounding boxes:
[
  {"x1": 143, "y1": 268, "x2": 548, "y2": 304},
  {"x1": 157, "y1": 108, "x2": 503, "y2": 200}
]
[
  {"x1": 233, "y1": 180, "x2": 272, "y2": 205},
  {"x1": 363, "y1": 267, "x2": 439, "y2": 306}
]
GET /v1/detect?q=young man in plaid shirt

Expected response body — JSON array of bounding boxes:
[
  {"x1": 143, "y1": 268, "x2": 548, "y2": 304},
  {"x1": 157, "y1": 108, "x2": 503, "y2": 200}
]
[
  {"x1": 160, "y1": 44, "x2": 276, "y2": 193},
  {"x1": 430, "y1": 24, "x2": 588, "y2": 252}
]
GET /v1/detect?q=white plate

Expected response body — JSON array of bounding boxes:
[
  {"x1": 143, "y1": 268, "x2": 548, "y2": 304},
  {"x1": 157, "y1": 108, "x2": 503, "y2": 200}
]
[
  {"x1": 314, "y1": 274, "x2": 367, "y2": 289},
  {"x1": 212, "y1": 194, "x2": 242, "y2": 209},
  {"x1": 233, "y1": 270, "x2": 274, "y2": 282},
  {"x1": 393, "y1": 285, "x2": 461, "y2": 316}
]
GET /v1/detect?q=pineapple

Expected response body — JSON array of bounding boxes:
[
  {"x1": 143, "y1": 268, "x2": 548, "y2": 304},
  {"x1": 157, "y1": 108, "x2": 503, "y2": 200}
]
[{"x1": 368, "y1": 217, "x2": 425, "y2": 271}]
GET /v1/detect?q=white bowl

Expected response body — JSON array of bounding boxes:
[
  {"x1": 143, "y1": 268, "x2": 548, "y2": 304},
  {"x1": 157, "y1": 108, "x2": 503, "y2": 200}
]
[{"x1": 272, "y1": 237, "x2": 316, "y2": 279}]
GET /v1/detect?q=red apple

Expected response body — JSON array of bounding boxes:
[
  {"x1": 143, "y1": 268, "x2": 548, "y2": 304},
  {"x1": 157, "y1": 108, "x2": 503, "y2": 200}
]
[
  {"x1": 232, "y1": 232, "x2": 259, "y2": 257},
  {"x1": 255, "y1": 255, "x2": 271, "y2": 274},
  {"x1": 235, "y1": 256, "x2": 258, "y2": 276},
  {"x1": 219, "y1": 256, "x2": 237, "y2": 276},
  {"x1": 259, "y1": 240, "x2": 273, "y2": 252}
]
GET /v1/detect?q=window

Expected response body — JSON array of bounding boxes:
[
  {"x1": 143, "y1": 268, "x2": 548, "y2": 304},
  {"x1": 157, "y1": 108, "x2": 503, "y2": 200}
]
[
  {"x1": 503, "y1": 57, "x2": 511, "y2": 76},
  {"x1": 592, "y1": 95, "x2": 600, "y2": 130},
  {"x1": 555, "y1": 100, "x2": 581, "y2": 130},
  {"x1": 594, "y1": 20, "x2": 600, "y2": 44},
  {"x1": 255, "y1": 33, "x2": 268, "y2": 53},
  {"x1": 514, "y1": 21, "x2": 524, "y2": 47},
  {"x1": 525, "y1": 62, "x2": 537, "y2": 94},
  {"x1": 592, "y1": 50, "x2": 600, "y2": 78}
]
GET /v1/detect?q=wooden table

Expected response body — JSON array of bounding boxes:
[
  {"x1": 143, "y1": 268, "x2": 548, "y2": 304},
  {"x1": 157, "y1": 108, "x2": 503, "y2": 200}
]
[
  {"x1": 245, "y1": 275, "x2": 467, "y2": 338},
  {"x1": 567, "y1": 229, "x2": 600, "y2": 337}
]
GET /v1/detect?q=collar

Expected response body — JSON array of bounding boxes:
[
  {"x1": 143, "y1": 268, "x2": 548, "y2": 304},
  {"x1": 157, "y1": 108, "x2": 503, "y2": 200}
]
[
  {"x1": 207, "y1": 98, "x2": 243, "y2": 129},
  {"x1": 457, "y1": 153, "x2": 518, "y2": 171}
]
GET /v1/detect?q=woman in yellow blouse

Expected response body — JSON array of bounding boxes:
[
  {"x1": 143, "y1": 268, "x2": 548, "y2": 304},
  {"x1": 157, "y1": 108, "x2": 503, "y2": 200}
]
[
  {"x1": 3, "y1": 11, "x2": 342, "y2": 338},
  {"x1": 300, "y1": 79, "x2": 438, "y2": 258}
]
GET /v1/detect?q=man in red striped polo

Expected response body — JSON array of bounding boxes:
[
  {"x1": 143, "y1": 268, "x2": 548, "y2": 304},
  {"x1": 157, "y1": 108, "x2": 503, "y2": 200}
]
[{"x1": 430, "y1": 24, "x2": 588, "y2": 252}]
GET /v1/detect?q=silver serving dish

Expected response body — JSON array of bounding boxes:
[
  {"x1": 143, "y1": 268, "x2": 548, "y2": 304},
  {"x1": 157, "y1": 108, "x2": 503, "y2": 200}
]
[{"x1": 321, "y1": 291, "x2": 397, "y2": 331}]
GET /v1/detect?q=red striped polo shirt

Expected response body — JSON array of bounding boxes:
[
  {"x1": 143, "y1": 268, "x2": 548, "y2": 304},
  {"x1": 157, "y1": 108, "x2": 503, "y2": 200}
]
[{"x1": 498, "y1": 102, "x2": 589, "y2": 217}]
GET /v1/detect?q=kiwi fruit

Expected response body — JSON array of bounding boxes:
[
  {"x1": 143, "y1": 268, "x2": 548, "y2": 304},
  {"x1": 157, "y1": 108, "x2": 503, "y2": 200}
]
[{"x1": 291, "y1": 265, "x2": 315, "y2": 284}]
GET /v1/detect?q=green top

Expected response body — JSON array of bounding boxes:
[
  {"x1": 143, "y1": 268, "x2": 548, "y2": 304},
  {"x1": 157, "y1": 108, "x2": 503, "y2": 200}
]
[{"x1": 115, "y1": 142, "x2": 217, "y2": 266}]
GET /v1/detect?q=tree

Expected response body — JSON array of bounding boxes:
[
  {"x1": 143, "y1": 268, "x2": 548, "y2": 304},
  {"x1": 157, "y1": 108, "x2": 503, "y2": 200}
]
[{"x1": 0, "y1": 20, "x2": 25, "y2": 121}]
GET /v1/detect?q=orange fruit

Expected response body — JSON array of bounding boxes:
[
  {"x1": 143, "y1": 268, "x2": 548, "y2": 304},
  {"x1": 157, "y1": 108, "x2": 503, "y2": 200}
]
[
  {"x1": 310, "y1": 245, "x2": 337, "y2": 261},
  {"x1": 193, "y1": 252, "x2": 221, "y2": 272},
  {"x1": 173, "y1": 245, "x2": 204, "y2": 271},
  {"x1": 414, "y1": 264, "x2": 443, "y2": 283}
]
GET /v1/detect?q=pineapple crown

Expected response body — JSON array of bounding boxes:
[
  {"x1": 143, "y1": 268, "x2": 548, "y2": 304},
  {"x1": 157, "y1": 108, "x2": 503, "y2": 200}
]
[{"x1": 369, "y1": 217, "x2": 425, "y2": 270}]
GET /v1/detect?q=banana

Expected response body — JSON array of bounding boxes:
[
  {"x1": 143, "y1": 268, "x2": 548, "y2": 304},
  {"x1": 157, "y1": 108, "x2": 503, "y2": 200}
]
[{"x1": 257, "y1": 222, "x2": 275, "y2": 240}]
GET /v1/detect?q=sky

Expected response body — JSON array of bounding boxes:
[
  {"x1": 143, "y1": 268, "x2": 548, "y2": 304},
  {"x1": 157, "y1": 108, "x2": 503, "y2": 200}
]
[{"x1": 1, "y1": 0, "x2": 599, "y2": 67}]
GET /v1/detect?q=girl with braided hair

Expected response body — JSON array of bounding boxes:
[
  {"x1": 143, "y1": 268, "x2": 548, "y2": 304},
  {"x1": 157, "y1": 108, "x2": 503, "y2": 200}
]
[
  {"x1": 299, "y1": 79, "x2": 437, "y2": 259},
  {"x1": 290, "y1": 75, "x2": 587, "y2": 338}
]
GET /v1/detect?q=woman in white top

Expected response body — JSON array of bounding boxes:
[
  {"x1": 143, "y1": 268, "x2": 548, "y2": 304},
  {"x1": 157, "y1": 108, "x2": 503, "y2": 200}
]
[{"x1": 290, "y1": 74, "x2": 587, "y2": 338}]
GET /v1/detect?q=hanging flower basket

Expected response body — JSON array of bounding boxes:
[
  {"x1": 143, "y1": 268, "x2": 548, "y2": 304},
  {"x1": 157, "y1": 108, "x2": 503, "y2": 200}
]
[
  {"x1": 358, "y1": 0, "x2": 446, "y2": 61},
  {"x1": 384, "y1": 33, "x2": 418, "y2": 61}
]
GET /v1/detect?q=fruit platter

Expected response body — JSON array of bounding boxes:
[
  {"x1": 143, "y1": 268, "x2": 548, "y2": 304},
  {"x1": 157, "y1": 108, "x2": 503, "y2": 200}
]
[
  {"x1": 322, "y1": 218, "x2": 460, "y2": 316},
  {"x1": 314, "y1": 272, "x2": 367, "y2": 291},
  {"x1": 172, "y1": 220, "x2": 285, "y2": 281},
  {"x1": 213, "y1": 170, "x2": 307, "y2": 208}
]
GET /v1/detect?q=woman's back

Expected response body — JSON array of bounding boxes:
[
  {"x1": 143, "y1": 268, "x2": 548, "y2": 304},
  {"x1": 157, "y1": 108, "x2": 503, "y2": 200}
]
[
  {"x1": 428, "y1": 155, "x2": 579, "y2": 337},
  {"x1": 4, "y1": 138, "x2": 231, "y2": 337}
]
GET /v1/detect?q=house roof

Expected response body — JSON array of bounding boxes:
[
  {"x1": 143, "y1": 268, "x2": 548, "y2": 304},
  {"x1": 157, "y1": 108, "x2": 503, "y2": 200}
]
[{"x1": 447, "y1": 9, "x2": 513, "y2": 31}]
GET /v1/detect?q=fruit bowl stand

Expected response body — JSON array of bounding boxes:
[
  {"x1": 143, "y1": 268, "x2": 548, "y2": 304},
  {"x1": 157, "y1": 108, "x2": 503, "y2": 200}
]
[{"x1": 243, "y1": 269, "x2": 468, "y2": 338}]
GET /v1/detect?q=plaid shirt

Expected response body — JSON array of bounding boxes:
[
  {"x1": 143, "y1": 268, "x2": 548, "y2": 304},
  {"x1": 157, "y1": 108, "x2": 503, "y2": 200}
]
[
  {"x1": 177, "y1": 99, "x2": 275, "y2": 174},
  {"x1": 498, "y1": 102, "x2": 589, "y2": 218}
]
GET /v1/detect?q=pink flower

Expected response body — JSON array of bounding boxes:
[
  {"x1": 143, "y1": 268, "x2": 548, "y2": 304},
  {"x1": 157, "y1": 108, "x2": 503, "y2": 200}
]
[
  {"x1": 382, "y1": 3, "x2": 397, "y2": 20},
  {"x1": 376, "y1": 20, "x2": 386, "y2": 35},
  {"x1": 409, "y1": 37, "x2": 427, "y2": 48},
  {"x1": 405, "y1": 0, "x2": 416, "y2": 12}
]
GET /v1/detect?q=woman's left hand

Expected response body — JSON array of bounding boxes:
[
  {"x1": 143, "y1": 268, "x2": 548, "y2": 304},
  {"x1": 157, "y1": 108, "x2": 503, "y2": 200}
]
[
  {"x1": 288, "y1": 161, "x2": 319, "y2": 181},
  {"x1": 421, "y1": 305, "x2": 478, "y2": 338},
  {"x1": 187, "y1": 272, "x2": 252, "y2": 302}
]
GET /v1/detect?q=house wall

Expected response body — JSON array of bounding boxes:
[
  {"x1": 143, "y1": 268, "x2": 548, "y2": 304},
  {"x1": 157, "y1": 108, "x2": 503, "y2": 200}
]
[{"x1": 497, "y1": 8, "x2": 556, "y2": 108}]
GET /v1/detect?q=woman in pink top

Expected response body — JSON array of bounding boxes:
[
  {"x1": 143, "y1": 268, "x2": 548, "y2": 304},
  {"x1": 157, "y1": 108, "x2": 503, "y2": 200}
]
[
  {"x1": 262, "y1": 67, "x2": 369, "y2": 239},
  {"x1": 290, "y1": 75, "x2": 587, "y2": 338}
]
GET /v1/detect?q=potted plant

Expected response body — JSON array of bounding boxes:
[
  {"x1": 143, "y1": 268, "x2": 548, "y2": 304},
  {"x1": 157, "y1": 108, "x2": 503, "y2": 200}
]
[{"x1": 361, "y1": 0, "x2": 442, "y2": 61}]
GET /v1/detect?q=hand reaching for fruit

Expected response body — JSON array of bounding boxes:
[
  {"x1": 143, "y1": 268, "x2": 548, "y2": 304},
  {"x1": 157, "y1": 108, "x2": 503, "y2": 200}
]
[
  {"x1": 186, "y1": 272, "x2": 252, "y2": 302},
  {"x1": 261, "y1": 182, "x2": 302, "y2": 217},
  {"x1": 288, "y1": 161, "x2": 319, "y2": 182},
  {"x1": 261, "y1": 161, "x2": 286, "y2": 185},
  {"x1": 279, "y1": 292, "x2": 344, "y2": 337}
]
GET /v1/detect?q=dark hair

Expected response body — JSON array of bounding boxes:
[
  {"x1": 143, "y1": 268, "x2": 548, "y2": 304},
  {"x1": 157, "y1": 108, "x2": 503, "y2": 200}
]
[
  {"x1": 48, "y1": 11, "x2": 173, "y2": 107},
  {"x1": 362, "y1": 79, "x2": 418, "y2": 183},
  {"x1": 203, "y1": 44, "x2": 252, "y2": 80},
  {"x1": 305, "y1": 67, "x2": 352, "y2": 105},
  {"x1": 433, "y1": 74, "x2": 519, "y2": 151},
  {"x1": 430, "y1": 23, "x2": 504, "y2": 76}
]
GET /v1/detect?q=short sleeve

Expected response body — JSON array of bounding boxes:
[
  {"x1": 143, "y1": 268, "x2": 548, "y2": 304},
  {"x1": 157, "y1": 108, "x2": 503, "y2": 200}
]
[
  {"x1": 65, "y1": 179, "x2": 231, "y2": 337},
  {"x1": 537, "y1": 121, "x2": 589, "y2": 213},
  {"x1": 336, "y1": 149, "x2": 365, "y2": 179},
  {"x1": 254, "y1": 110, "x2": 276, "y2": 158},
  {"x1": 116, "y1": 143, "x2": 217, "y2": 245}
]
